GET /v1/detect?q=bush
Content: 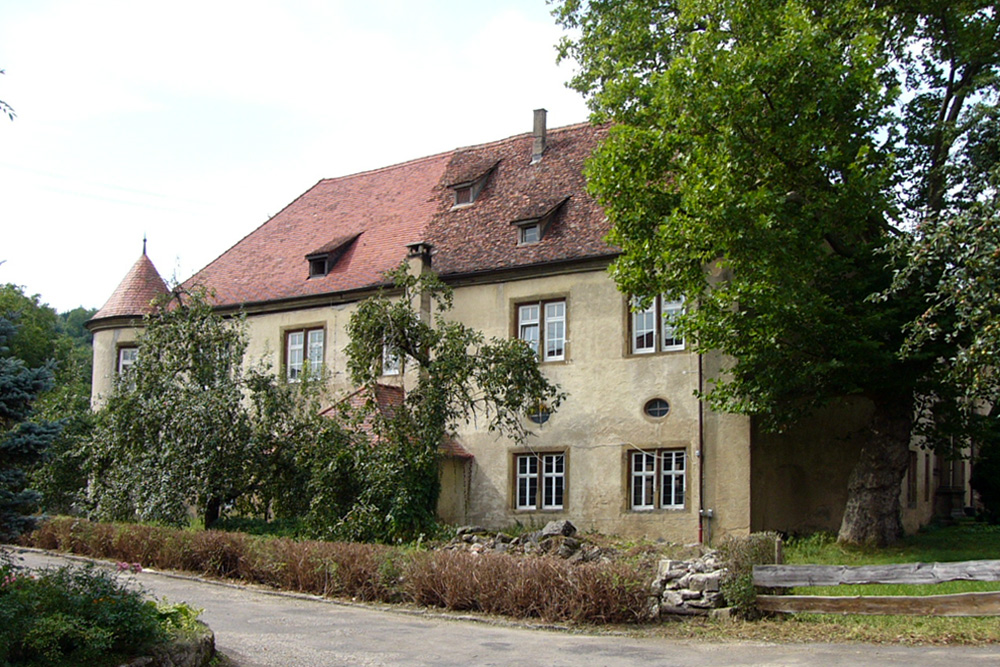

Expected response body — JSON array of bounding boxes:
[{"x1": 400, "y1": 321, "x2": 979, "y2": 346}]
[
  {"x1": 0, "y1": 563, "x2": 166, "y2": 665},
  {"x1": 23, "y1": 517, "x2": 655, "y2": 625},
  {"x1": 717, "y1": 531, "x2": 783, "y2": 619}
]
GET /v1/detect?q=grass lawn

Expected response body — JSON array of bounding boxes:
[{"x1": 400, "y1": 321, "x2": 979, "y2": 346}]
[{"x1": 640, "y1": 522, "x2": 1000, "y2": 645}]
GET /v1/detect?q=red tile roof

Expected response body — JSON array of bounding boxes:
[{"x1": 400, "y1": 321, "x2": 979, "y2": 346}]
[
  {"x1": 91, "y1": 253, "x2": 170, "y2": 322},
  {"x1": 427, "y1": 122, "x2": 615, "y2": 278},
  {"x1": 174, "y1": 121, "x2": 611, "y2": 309},
  {"x1": 183, "y1": 153, "x2": 452, "y2": 307}
]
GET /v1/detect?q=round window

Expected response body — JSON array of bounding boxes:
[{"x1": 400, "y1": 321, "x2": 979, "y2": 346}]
[
  {"x1": 644, "y1": 398, "x2": 670, "y2": 419},
  {"x1": 528, "y1": 403, "x2": 551, "y2": 425}
]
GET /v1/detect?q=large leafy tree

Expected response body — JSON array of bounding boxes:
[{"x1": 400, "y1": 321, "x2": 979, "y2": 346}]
[
  {"x1": 85, "y1": 289, "x2": 326, "y2": 527},
  {"x1": 554, "y1": 0, "x2": 999, "y2": 544},
  {"x1": 0, "y1": 315, "x2": 62, "y2": 539}
]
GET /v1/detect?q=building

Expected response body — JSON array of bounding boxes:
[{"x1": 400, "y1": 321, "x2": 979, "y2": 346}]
[{"x1": 87, "y1": 111, "x2": 967, "y2": 542}]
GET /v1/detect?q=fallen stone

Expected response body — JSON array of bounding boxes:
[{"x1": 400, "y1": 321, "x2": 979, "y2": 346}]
[{"x1": 540, "y1": 520, "x2": 577, "y2": 537}]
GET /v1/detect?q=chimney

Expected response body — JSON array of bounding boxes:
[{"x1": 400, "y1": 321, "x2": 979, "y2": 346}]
[{"x1": 531, "y1": 108, "x2": 547, "y2": 163}]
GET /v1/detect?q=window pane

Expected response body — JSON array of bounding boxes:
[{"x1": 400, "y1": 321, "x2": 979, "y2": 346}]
[
  {"x1": 631, "y1": 452, "x2": 655, "y2": 510},
  {"x1": 118, "y1": 347, "x2": 137, "y2": 374},
  {"x1": 519, "y1": 305, "x2": 540, "y2": 357},
  {"x1": 287, "y1": 332, "x2": 304, "y2": 380},
  {"x1": 661, "y1": 450, "x2": 685, "y2": 509},
  {"x1": 520, "y1": 224, "x2": 539, "y2": 244},
  {"x1": 307, "y1": 329, "x2": 325, "y2": 377},
  {"x1": 662, "y1": 298, "x2": 684, "y2": 350},
  {"x1": 516, "y1": 455, "x2": 538, "y2": 509},
  {"x1": 632, "y1": 298, "x2": 656, "y2": 354},
  {"x1": 544, "y1": 301, "x2": 565, "y2": 361},
  {"x1": 542, "y1": 454, "x2": 565, "y2": 510}
]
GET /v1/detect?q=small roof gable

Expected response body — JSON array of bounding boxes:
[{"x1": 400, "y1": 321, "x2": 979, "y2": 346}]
[{"x1": 90, "y1": 253, "x2": 169, "y2": 322}]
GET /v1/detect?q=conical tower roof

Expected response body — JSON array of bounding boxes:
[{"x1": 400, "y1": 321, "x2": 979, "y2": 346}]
[{"x1": 90, "y1": 252, "x2": 170, "y2": 322}]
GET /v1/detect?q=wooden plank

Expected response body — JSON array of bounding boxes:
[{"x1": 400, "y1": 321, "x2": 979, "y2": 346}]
[
  {"x1": 757, "y1": 591, "x2": 1000, "y2": 616},
  {"x1": 753, "y1": 560, "x2": 1000, "y2": 588}
]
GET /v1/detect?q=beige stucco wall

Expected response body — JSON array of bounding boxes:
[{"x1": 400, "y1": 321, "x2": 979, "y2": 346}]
[
  {"x1": 90, "y1": 325, "x2": 142, "y2": 408},
  {"x1": 445, "y1": 269, "x2": 751, "y2": 543}
]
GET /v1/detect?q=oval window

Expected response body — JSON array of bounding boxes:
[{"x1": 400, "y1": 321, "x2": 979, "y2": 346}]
[{"x1": 644, "y1": 398, "x2": 670, "y2": 419}]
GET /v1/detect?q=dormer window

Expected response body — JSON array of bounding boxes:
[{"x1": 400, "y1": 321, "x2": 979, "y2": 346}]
[
  {"x1": 512, "y1": 197, "x2": 569, "y2": 246},
  {"x1": 305, "y1": 232, "x2": 361, "y2": 279},
  {"x1": 447, "y1": 159, "x2": 500, "y2": 209},
  {"x1": 452, "y1": 179, "x2": 484, "y2": 207},
  {"x1": 454, "y1": 185, "x2": 475, "y2": 206},
  {"x1": 308, "y1": 254, "x2": 330, "y2": 277},
  {"x1": 519, "y1": 223, "x2": 540, "y2": 245}
]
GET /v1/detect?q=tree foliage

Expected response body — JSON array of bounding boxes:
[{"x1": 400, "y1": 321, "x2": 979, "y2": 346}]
[
  {"x1": 85, "y1": 289, "x2": 331, "y2": 527},
  {"x1": 0, "y1": 285, "x2": 92, "y2": 518},
  {"x1": 333, "y1": 266, "x2": 565, "y2": 542},
  {"x1": 0, "y1": 315, "x2": 62, "y2": 539},
  {"x1": 553, "y1": 0, "x2": 999, "y2": 544}
]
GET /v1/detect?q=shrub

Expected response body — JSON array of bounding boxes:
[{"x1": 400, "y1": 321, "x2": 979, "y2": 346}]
[
  {"x1": 0, "y1": 563, "x2": 166, "y2": 665},
  {"x1": 717, "y1": 531, "x2": 783, "y2": 619},
  {"x1": 22, "y1": 518, "x2": 655, "y2": 625}
]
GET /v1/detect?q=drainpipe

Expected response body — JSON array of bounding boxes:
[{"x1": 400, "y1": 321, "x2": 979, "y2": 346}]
[{"x1": 697, "y1": 351, "x2": 713, "y2": 544}]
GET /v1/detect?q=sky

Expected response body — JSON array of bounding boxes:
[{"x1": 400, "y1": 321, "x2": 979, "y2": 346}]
[{"x1": 0, "y1": 0, "x2": 590, "y2": 312}]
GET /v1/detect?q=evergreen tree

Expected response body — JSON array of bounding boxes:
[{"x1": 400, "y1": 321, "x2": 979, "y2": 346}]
[{"x1": 0, "y1": 315, "x2": 62, "y2": 539}]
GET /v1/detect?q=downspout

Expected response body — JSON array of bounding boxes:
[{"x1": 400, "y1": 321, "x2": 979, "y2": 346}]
[{"x1": 697, "y1": 351, "x2": 710, "y2": 544}]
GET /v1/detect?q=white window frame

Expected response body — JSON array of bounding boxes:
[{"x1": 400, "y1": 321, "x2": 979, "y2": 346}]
[
  {"x1": 630, "y1": 296, "x2": 684, "y2": 354},
  {"x1": 117, "y1": 346, "x2": 138, "y2": 374},
  {"x1": 286, "y1": 327, "x2": 325, "y2": 381},
  {"x1": 517, "y1": 299, "x2": 566, "y2": 362},
  {"x1": 382, "y1": 345, "x2": 401, "y2": 376},
  {"x1": 630, "y1": 449, "x2": 686, "y2": 510},
  {"x1": 515, "y1": 452, "x2": 565, "y2": 511}
]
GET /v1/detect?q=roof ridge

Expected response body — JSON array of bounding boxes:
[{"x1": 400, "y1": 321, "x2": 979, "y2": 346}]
[{"x1": 451, "y1": 118, "x2": 594, "y2": 153}]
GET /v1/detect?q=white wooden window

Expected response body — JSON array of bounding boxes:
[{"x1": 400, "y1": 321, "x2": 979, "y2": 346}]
[
  {"x1": 286, "y1": 328, "x2": 324, "y2": 381},
  {"x1": 630, "y1": 449, "x2": 686, "y2": 510},
  {"x1": 516, "y1": 453, "x2": 565, "y2": 510},
  {"x1": 382, "y1": 345, "x2": 401, "y2": 376},
  {"x1": 630, "y1": 296, "x2": 684, "y2": 354},
  {"x1": 518, "y1": 299, "x2": 566, "y2": 362},
  {"x1": 117, "y1": 346, "x2": 138, "y2": 374}
]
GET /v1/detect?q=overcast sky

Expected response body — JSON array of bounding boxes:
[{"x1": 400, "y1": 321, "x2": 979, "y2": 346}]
[{"x1": 0, "y1": 0, "x2": 590, "y2": 312}]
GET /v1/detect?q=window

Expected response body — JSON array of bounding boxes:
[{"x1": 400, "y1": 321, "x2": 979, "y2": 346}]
[
  {"x1": 630, "y1": 296, "x2": 684, "y2": 354},
  {"x1": 907, "y1": 450, "x2": 918, "y2": 509},
  {"x1": 117, "y1": 346, "x2": 138, "y2": 374},
  {"x1": 519, "y1": 223, "x2": 540, "y2": 245},
  {"x1": 454, "y1": 185, "x2": 474, "y2": 206},
  {"x1": 286, "y1": 328, "x2": 325, "y2": 381},
  {"x1": 644, "y1": 398, "x2": 671, "y2": 419},
  {"x1": 308, "y1": 255, "x2": 329, "y2": 278},
  {"x1": 515, "y1": 452, "x2": 565, "y2": 510},
  {"x1": 517, "y1": 299, "x2": 565, "y2": 362},
  {"x1": 630, "y1": 449, "x2": 686, "y2": 510},
  {"x1": 382, "y1": 345, "x2": 401, "y2": 376}
]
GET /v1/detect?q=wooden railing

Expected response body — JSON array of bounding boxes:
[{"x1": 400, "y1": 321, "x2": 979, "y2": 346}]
[{"x1": 753, "y1": 560, "x2": 1000, "y2": 616}]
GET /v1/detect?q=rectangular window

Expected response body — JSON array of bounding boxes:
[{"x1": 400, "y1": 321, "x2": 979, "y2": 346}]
[
  {"x1": 117, "y1": 346, "x2": 138, "y2": 374},
  {"x1": 515, "y1": 452, "x2": 565, "y2": 510},
  {"x1": 286, "y1": 327, "x2": 325, "y2": 381},
  {"x1": 382, "y1": 345, "x2": 401, "y2": 376},
  {"x1": 517, "y1": 299, "x2": 566, "y2": 362},
  {"x1": 519, "y1": 223, "x2": 540, "y2": 245},
  {"x1": 630, "y1": 449, "x2": 686, "y2": 510},
  {"x1": 630, "y1": 296, "x2": 684, "y2": 354},
  {"x1": 907, "y1": 450, "x2": 918, "y2": 508}
]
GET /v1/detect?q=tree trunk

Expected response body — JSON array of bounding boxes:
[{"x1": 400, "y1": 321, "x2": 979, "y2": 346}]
[
  {"x1": 837, "y1": 401, "x2": 913, "y2": 547},
  {"x1": 204, "y1": 497, "x2": 221, "y2": 529}
]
